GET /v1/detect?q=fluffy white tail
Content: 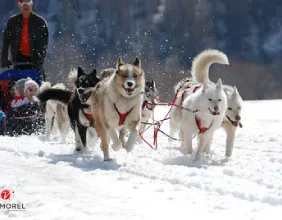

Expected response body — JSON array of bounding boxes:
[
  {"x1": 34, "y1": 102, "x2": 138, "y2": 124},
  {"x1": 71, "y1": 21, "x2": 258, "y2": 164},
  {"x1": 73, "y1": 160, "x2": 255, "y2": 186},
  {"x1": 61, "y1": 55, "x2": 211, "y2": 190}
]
[
  {"x1": 39, "y1": 81, "x2": 51, "y2": 92},
  {"x1": 68, "y1": 68, "x2": 78, "y2": 86},
  {"x1": 191, "y1": 49, "x2": 229, "y2": 83}
]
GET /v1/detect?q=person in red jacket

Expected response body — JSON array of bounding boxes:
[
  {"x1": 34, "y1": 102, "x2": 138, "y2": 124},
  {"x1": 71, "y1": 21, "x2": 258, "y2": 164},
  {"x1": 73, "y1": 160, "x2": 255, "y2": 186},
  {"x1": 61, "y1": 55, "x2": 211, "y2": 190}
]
[{"x1": 1, "y1": 0, "x2": 49, "y2": 80}]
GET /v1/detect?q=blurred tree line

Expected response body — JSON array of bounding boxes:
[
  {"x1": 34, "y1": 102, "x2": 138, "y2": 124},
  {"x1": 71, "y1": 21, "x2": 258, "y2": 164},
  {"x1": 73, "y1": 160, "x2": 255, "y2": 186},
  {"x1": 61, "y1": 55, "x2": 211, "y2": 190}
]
[{"x1": 1, "y1": 0, "x2": 282, "y2": 100}]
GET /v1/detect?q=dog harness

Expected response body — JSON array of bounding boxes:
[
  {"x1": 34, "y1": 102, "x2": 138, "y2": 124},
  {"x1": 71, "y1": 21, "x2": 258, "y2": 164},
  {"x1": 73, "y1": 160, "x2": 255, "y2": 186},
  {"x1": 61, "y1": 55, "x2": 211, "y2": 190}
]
[
  {"x1": 82, "y1": 109, "x2": 94, "y2": 126},
  {"x1": 195, "y1": 115, "x2": 214, "y2": 134},
  {"x1": 226, "y1": 116, "x2": 243, "y2": 128},
  {"x1": 114, "y1": 104, "x2": 133, "y2": 126},
  {"x1": 141, "y1": 100, "x2": 155, "y2": 111},
  {"x1": 180, "y1": 86, "x2": 201, "y2": 106}
]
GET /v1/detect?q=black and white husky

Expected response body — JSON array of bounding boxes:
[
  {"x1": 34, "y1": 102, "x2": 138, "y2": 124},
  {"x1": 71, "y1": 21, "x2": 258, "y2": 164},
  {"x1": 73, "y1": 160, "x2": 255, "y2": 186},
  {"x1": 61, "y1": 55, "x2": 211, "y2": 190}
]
[
  {"x1": 37, "y1": 67, "x2": 100, "y2": 151},
  {"x1": 139, "y1": 80, "x2": 159, "y2": 136}
]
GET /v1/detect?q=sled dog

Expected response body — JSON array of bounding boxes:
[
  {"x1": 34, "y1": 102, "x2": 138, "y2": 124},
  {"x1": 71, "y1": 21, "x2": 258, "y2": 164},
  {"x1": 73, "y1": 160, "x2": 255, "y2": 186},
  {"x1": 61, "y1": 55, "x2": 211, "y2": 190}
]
[
  {"x1": 40, "y1": 82, "x2": 69, "y2": 142},
  {"x1": 37, "y1": 67, "x2": 100, "y2": 151},
  {"x1": 170, "y1": 49, "x2": 243, "y2": 157},
  {"x1": 91, "y1": 57, "x2": 145, "y2": 161},
  {"x1": 174, "y1": 49, "x2": 228, "y2": 159}
]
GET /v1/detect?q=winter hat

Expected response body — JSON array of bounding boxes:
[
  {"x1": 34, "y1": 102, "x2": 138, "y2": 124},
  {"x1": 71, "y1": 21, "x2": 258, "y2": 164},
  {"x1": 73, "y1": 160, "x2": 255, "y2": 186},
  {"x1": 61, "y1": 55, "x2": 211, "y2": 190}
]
[
  {"x1": 24, "y1": 78, "x2": 39, "y2": 93},
  {"x1": 14, "y1": 78, "x2": 28, "y2": 94}
]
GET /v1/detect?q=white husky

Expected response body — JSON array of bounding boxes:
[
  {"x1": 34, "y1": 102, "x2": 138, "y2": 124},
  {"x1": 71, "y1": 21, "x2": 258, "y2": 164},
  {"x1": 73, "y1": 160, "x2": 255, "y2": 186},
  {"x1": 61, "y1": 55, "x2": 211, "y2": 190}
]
[
  {"x1": 40, "y1": 82, "x2": 70, "y2": 142},
  {"x1": 170, "y1": 49, "x2": 243, "y2": 158},
  {"x1": 175, "y1": 50, "x2": 229, "y2": 159}
]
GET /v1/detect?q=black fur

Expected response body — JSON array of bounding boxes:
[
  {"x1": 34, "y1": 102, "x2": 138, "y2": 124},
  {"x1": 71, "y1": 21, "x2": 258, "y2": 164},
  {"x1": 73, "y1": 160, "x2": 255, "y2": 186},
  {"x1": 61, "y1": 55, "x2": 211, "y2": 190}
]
[{"x1": 37, "y1": 89, "x2": 72, "y2": 105}]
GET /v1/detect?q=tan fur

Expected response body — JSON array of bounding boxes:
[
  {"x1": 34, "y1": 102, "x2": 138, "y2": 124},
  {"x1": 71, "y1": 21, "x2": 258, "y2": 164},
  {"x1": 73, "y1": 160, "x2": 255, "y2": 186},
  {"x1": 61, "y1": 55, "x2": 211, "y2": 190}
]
[{"x1": 91, "y1": 57, "x2": 145, "y2": 161}]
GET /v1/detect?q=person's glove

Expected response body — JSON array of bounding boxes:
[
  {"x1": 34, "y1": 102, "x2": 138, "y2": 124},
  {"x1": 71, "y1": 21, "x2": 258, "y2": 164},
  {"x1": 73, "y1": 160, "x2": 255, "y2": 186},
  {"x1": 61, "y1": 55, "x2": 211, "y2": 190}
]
[{"x1": 1, "y1": 60, "x2": 12, "y2": 68}]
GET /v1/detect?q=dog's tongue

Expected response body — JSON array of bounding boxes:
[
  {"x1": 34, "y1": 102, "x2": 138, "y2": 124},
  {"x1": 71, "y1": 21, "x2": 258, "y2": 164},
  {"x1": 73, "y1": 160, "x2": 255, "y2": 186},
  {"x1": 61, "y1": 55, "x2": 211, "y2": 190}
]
[
  {"x1": 126, "y1": 88, "x2": 134, "y2": 95},
  {"x1": 232, "y1": 121, "x2": 243, "y2": 128}
]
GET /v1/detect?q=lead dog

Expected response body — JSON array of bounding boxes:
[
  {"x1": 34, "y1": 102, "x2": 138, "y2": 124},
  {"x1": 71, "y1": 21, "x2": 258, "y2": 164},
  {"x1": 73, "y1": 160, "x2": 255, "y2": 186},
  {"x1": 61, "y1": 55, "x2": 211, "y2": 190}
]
[{"x1": 91, "y1": 57, "x2": 145, "y2": 161}]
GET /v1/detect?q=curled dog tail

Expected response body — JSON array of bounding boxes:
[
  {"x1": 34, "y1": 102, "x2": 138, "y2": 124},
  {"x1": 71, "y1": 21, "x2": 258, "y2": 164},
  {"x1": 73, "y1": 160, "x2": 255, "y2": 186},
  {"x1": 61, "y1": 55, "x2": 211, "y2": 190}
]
[
  {"x1": 68, "y1": 68, "x2": 78, "y2": 86},
  {"x1": 191, "y1": 49, "x2": 229, "y2": 83},
  {"x1": 37, "y1": 89, "x2": 72, "y2": 105},
  {"x1": 39, "y1": 81, "x2": 51, "y2": 92}
]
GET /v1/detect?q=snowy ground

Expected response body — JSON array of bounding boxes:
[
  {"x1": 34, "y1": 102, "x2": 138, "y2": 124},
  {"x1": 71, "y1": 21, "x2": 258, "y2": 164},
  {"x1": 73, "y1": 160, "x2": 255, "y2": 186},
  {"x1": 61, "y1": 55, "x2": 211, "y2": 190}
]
[{"x1": 0, "y1": 100, "x2": 282, "y2": 220}]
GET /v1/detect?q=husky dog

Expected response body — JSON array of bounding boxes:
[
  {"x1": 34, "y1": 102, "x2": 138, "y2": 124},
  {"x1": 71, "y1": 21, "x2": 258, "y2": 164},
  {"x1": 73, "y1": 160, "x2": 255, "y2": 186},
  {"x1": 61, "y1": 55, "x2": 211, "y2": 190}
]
[
  {"x1": 37, "y1": 67, "x2": 100, "y2": 151},
  {"x1": 139, "y1": 80, "x2": 158, "y2": 136},
  {"x1": 91, "y1": 57, "x2": 145, "y2": 161},
  {"x1": 221, "y1": 85, "x2": 243, "y2": 156},
  {"x1": 177, "y1": 49, "x2": 229, "y2": 159},
  {"x1": 40, "y1": 82, "x2": 69, "y2": 142}
]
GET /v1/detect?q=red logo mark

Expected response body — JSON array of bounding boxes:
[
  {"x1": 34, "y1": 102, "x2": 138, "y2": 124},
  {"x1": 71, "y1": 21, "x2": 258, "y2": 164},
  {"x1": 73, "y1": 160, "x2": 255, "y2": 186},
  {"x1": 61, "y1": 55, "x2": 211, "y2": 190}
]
[{"x1": 0, "y1": 187, "x2": 14, "y2": 202}]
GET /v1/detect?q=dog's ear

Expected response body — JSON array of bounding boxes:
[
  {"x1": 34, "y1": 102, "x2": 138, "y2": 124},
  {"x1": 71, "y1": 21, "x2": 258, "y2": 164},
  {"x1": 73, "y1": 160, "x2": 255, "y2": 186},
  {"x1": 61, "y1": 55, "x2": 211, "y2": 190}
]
[
  {"x1": 78, "y1": 67, "x2": 84, "y2": 78},
  {"x1": 133, "y1": 57, "x2": 141, "y2": 68},
  {"x1": 232, "y1": 86, "x2": 239, "y2": 98},
  {"x1": 223, "y1": 87, "x2": 229, "y2": 95},
  {"x1": 116, "y1": 57, "x2": 125, "y2": 69},
  {"x1": 216, "y1": 78, "x2": 222, "y2": 90},
  {"x1": 90, "y1": 69, "x2": 98, "y2": 78}
]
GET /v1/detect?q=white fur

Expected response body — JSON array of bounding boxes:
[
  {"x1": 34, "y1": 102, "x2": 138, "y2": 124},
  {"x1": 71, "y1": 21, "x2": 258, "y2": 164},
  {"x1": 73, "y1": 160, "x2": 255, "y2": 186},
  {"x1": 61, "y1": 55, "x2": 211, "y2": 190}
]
[
  {"x1": 170, "y1": 49, "x2": 230, "y2": 159},
  {"x1": 170, "y1": 49, "x2": 243, "y2": 158},
  {"x1": 40, "y1": 82, "x2": 70, "y2": 142},
  {"x1": 180, "y1": 79, "x2": 227, "y2": 160}
]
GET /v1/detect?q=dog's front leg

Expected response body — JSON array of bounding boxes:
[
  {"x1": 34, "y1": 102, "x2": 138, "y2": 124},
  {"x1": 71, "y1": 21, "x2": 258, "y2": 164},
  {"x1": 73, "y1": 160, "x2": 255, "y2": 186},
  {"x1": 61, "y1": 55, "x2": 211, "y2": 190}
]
[
  {"x1": 180, "y1": 129, "x2": 193, "y2": 155},
  {"x1": 125, "y1": 120, "x2": 139, "y2": 152},
  {"x1": 204, "y1": 137, "x2": 213, "y2": 154},
  {"x1": 95, "y1": 121, "x2": 110, "y2": 161},
  {"x1": 195, "y1": 133, "x2": 212, "y2": 160},
  {"x1": 224, "y1": 124, "x2": 236, "y2": 157},
  {"x1": 74, "y1": 125, "x2": 83, "y2": 151},
  {"x1": 108, "y1": 128, "x2": 122, "y2": 151}
]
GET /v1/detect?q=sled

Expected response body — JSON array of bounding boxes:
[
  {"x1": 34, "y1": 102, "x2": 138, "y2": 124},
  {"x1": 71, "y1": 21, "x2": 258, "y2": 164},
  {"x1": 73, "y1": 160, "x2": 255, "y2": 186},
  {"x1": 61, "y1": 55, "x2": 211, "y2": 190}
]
[{"x1": 0, "y1": 66, "x2": 44, "y2": 136}]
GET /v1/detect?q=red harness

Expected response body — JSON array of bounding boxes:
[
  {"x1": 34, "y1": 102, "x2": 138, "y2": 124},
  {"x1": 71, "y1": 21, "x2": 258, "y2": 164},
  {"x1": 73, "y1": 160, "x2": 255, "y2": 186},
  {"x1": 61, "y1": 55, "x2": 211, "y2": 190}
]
[
  {"x1": 195, "y1": 115, "x2": 214, "y2": 134},
  {"x1": 180, "y1": 86, "x2": 201, "y2": 106},
  {"x1": 114, "y1": 104, "x2": 133, "y2": 126},
  {"x1": 82, "y1": 109, "x2": 93, "y2": 126}
]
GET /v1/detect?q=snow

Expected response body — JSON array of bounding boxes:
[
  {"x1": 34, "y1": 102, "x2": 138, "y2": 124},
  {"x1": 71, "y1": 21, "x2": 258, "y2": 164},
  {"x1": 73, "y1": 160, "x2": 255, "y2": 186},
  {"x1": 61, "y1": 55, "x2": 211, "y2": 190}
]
[{"x1": 1, "y1": 100, "x2": 282, "y2": 219}]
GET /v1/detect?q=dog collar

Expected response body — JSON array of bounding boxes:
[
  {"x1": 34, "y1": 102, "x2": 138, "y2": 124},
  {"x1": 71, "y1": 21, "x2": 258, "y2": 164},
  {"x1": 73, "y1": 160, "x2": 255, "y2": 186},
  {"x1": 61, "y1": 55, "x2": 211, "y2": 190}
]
[{"x1": 226, "y1": 115, "x2": 243, "y2": 128}]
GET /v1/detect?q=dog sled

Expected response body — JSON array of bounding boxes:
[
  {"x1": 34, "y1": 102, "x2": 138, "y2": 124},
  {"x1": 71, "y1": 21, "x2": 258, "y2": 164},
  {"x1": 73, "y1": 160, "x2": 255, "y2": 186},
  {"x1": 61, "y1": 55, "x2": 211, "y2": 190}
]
[{"x1": 0, "y1": 64, "x2": 44, "y2": 136}]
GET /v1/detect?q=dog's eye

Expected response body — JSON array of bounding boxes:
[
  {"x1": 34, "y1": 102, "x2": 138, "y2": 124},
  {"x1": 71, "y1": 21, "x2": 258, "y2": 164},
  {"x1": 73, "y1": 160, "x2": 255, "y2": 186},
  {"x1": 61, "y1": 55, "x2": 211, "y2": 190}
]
[
  {"x1": 208, "y1": 98, "x2": 212, "y2": 101},
  {"x1": 218, "y1": 99, "x2": 221, "y2": 102},
  {"x1": 238, "y1": 106, "x2": 241, "y2": 110},
  {"x1": 228, "y1": 107, "x2": 232, "y2": 110}
]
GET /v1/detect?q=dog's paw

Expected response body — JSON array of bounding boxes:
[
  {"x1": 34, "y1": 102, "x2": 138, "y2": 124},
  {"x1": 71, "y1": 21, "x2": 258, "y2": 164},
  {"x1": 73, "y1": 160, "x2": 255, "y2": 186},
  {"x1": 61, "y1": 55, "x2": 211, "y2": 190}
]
[
  {"x1": 103, "y1": 158, "x2": 112, "y2": 162},
  {"x1": 180, "y1": 146, "x2": 193, "y2": 155},
  {"x1": 194, "y1": 152, "x2": 202, "y2": 161},
  {"x1": 125, "y1": 129, "x2": 138, "y2": 153},
  {"x1": 111, "y1": 142, "x2": 122, "y2": 151}
]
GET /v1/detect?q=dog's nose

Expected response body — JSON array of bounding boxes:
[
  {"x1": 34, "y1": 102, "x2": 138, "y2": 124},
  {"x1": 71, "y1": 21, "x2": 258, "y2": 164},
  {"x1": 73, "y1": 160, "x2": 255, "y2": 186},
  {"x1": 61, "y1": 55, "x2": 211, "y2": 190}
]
[
  {"x1": 235, "y1": 115, "x2": 241, "y2": 121},
  {"x1": 127, "y1": 82, "x2": 133, "y2": 87},
  {"x1": 214, "y1": 106, "x2": 219, "y2": 111}
]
